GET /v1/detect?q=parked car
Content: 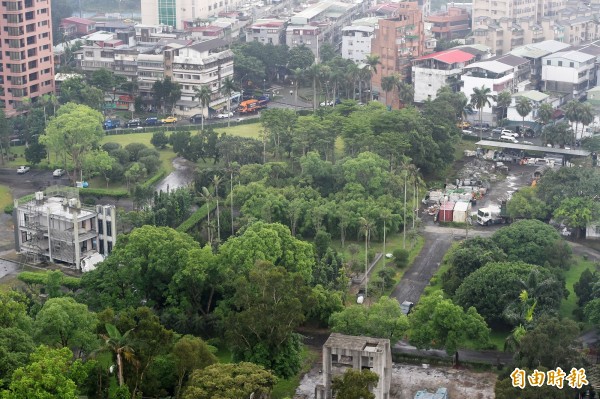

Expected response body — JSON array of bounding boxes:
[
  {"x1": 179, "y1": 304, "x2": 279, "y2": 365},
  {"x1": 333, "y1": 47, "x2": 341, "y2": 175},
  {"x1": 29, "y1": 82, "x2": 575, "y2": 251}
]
[
  {"x1": 53, "y1": 169, "x2": 65, "y2": 177},
  {"x1": 103, "y1": 119, "x2": 121, "y2": 130},
  {"x1": 500, "y1": 135, "x2": 519, "y2": 143},
  {"x1": 462, "y1": 129, "x2": 475, "y2": 136},
  {"x1": 189, "y1": 114, "x2": 204, "y2": 123},
  {"x1": 501, "y1": 129, "x2": 518, "y2": 137},
  {"x1": 125, "y1": 118, "x2": 141, "y2": 128},
  {"x1": 491, "y1": 128, "x2": 504, "y2": 135},
  {"x1": 144, "y1": 117, "x2": 159, "y2": 126},
  {"x1": 161, "y1": 116, "x2": 178, "y2": 124},
  {"x1": 457, "y1": 121, "x2": 471, "y2": 129},
  {"x1": 17, "y1": 166, "x2": 30, "y2": 174},
  {"x1": 216, "y1": 112, "x2": 234, "y2": 119},
  {"x1": 320, "y1": 100, "x2": 334, "y2": 107}
]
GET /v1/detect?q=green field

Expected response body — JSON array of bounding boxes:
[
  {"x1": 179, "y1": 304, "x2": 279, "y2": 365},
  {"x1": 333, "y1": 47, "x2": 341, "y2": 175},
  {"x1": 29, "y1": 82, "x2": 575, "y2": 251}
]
[
  {"x1": 560, "y1": 256, "x2": 597, "y2": 320},
  {"x1": 0, "y1": 185, "x2": 12, "y2": 210}
]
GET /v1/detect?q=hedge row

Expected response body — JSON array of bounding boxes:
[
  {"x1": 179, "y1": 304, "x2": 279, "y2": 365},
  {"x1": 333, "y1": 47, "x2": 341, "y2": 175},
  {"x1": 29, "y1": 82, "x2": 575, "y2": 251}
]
[
  {"x1": 4, "y1": 204, "x2": 13, "y2": 215},
  {"x1": 78, "y1": 187, "x2": 129, "y2": 199},
  {"x1": 176, "y1": 202, "x2": 216, "y2": 233},
  {"x1": 18, "y1": 271, "x2": 81, "y2": 290},
  {"x1": 104, "y1": 117, "x2": 262, "y2": 136}
]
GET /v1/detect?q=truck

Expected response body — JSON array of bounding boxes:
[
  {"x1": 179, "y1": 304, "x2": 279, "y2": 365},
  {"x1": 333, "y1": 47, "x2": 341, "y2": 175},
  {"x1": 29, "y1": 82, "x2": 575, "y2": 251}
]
[
  {"x1": 476, "y1": 201, "x2": 509, "y2": 225},
  {"x1": 238, "y1": 99, "x2": 267, "y2": 114},
  {"x1": 103, "y1": 119, "x2": 121, "y2": 130}
]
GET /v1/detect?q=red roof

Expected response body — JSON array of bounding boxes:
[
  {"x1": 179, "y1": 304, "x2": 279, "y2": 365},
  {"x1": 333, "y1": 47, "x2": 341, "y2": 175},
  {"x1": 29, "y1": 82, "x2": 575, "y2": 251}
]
[
  {"x1": 61, "y1": 16, "x2": 95, "y2": 25},
  {"x1": 415, "y1": 49, "x2": 474, "y2": 64}
]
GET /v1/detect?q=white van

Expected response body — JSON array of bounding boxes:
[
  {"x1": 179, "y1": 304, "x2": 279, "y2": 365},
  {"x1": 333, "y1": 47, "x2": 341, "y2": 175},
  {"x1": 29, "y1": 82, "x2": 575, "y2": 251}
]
[{"x1": 500, "y1": 135, "x2": 519, "y2": 143}]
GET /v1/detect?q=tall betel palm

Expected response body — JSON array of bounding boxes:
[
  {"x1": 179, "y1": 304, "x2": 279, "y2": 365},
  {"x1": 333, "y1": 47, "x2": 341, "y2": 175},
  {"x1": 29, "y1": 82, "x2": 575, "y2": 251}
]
[
  {"x1": 515, "y1": 97, "x2": 532, "y2": 135},
  {"x1": 306, "y1": 63, "x2": 322, "y2": 111},
  {"x1": 470, "y1": 86, "x2": 495, "y2": 140},
  {"x1": 537, "y1": 102, "x2": 554, "y2": 145},
  {"x1": 221, "y1": 77, "x2": 238, "y2": 127},
  {"x1": 364, "y1": 54, "x2": 381, "y2": 101},
  {"x1": 193, "y1": 85, "x2": 212, "y2": 131},
  {"x1": 495, "y1": 90, "x2": 512, "y2": 122},
  {"x1": 212, "y1": 174, "x2": 222, "y2": 243},
  {"x1": 359, "y1": 216, "x2": 374, "y2": 299},
  {"x1": 380, "y1": 75, "x2": 398, "y2": 108},
  {"x1": 564, "y1": 100, "x2": 582, "y2": 146},
  {"x1": 579, "y1": 103, "x2": 594, "y2": 142},
  {"x1": 200, "y1": 186, "x2": 213, "y2": 245}
]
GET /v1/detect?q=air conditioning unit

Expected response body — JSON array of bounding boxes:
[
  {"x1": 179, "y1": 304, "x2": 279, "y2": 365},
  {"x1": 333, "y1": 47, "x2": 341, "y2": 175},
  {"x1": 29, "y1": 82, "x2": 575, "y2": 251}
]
[{"x1": 35, "y1": 191, "x2": 44, "y2": 201}]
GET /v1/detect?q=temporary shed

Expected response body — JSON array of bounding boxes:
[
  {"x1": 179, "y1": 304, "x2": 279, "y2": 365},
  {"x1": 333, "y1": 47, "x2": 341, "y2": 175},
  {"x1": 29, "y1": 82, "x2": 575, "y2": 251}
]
[
  {"x1": 437, "y1": 201, "x2": 455, "y2": 222},
  {"x1": 453, "y1": 201, "x2": 471, "y2": 223}
]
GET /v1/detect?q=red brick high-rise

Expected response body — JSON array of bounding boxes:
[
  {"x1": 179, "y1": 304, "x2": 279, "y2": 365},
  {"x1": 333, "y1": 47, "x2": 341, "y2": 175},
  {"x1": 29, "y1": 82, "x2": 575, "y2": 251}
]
[{"x1": 371, "y1": 2, "x2": 424, "y2": 109}]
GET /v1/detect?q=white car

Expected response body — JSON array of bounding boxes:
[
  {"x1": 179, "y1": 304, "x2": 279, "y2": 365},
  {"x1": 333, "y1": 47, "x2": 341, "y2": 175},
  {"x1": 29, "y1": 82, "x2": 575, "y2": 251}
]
[
  {"x1": 501, "y1": 130, "x2": 518, "y2": 137},
  {"x1": 216, "y1": 112, "x2": 234, "y2": 119},
  {"x1": 16, "y1": 166, "x2": 30, "y2": 174},
  {"x1": 319, "y1": 100, "x2": 333, "y2": 107},
  {"x1": 53, "y1": 169, "x2": 65, "y2": 177}
]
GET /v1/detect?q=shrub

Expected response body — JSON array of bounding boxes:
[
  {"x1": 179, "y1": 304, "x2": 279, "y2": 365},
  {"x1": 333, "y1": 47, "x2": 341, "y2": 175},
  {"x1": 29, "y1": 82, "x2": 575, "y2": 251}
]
[
  {"x1": 4, "y1": 203, "x2": 14, "y2": 215},
  {"x1": 393, "y1": 248, "x2": 409, "y2": 267},
  {"x1": 151, "y1": 131, "x2": 169, "y2": 149},
  {"x1": 176, "y1": 202, "x2": 216, "y2": 232},
  {"x1": 79, "y1": 188, "x2": 129, "y2": 198}
]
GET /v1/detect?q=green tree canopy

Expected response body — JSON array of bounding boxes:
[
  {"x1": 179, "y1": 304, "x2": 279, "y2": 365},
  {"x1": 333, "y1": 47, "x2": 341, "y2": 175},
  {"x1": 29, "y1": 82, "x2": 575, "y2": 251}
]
[
  {"x1": 40, "y1": 102, "x2": 105, "y2": 180},
  {"x1": 172, "y1": 335, "x2": 217, "y2": 397},
  {"x1": 408, "y1": 291, "x2": 490, "y2": 355},
  {"x1": 182, "y1": 362, "x2": 277, "y2": 399},
  {"x1": 554, "y1": 197, "x2": 600, "y2": 232},
  {"x1": 506, "y1": 186, "x2": 550, "y2": 220},
  {"x1": 492, "y1": 220, "x2": 562, "y2": 266},
  {"x1": 454, "y1": 262, "x2": 565, "y2": 325},
  {"x1": 329, "y1": 296, "x2": 410, "y2": 345},
  {"x1": 332, "y1": 369, "x2": 380, "y2": 399}
]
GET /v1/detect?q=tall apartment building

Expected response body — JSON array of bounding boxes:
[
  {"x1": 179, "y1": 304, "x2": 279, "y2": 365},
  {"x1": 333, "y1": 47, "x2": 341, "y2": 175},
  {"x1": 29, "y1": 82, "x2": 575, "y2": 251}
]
[
  {"x1": 141, "y1": 0, "x2": 244, "y2": 29},
  {"x1": 370, "y1": 2, "x2": 424, "y2": 108},
  {"x1": 341, "y1": 25, "x2": 374, "y2": 63},
  {"x1": 0, "y1": 0, "x2": 55, "y2": 116},
  {"x1": 470, "y1": 17, "x2": 557, "y2": 55},
  {"x1": 471, "y1": 0, "x2": 566, "y2": 26},
  {"x1": 426, "y1": 7, "x2": 470, "y2": 40},
  {"x1": 13, "y1": 187, "x2": 117, "y2": 271}
]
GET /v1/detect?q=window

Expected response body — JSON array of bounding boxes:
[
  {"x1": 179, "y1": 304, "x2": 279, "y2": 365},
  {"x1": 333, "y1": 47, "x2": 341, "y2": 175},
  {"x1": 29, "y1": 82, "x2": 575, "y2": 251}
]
[
  {"x1": 97, "y1": 221, "x2": 103, "y2": 234},
  {"x1": 558, "y1": 61, "x2": 562, "y2": 66},
  {"x1": 99, "y1": 239, "x2": 104, "y2": 254},
  {"x1": 106, "y1": 222, "x2": 112, "y2": 236},
  {"x1": 547, "y1": 60, "x2": 551, "y2": 65}
]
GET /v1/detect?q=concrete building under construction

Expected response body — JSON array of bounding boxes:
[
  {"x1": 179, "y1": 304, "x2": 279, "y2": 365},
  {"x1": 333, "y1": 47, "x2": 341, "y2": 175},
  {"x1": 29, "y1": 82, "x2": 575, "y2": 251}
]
[{"x1": 13, "y1": 186, "x2": 117, "y2": 271}]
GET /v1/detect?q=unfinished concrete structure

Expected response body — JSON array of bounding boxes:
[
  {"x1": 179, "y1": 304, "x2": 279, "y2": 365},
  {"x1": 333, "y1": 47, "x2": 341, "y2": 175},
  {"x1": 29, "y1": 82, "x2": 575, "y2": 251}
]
[
  {"x1": 13, "y1": 186, "x2": 116, "y2": 271},
  {"x1": 316, "y1": 333, "x2": 392, "y2": 399}
]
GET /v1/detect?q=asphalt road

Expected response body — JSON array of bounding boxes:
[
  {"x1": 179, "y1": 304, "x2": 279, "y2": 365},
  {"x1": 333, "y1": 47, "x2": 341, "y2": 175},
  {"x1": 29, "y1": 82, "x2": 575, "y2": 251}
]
[{"x1": 0, "y1": 168, "x2": 68, "y2": 199}]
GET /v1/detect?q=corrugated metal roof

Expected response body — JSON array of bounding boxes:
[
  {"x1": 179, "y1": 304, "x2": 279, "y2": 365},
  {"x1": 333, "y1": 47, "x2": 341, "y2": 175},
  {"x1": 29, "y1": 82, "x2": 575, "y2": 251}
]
[
  {"x1": 544, "y1": 50, "x2": 595, "y2": 62},
  {"x1": 512, "y1": 90, "x2": 549, "y2": 102},
  {"x1": 465, "y1": 60, "x2": 513, "y2": 74},
  {"x1": 414, "y1": 48, "x2": 474, "y2": 63},
  {"x1": 529, "y1": 40, "x2": 571, "y2": 53}
]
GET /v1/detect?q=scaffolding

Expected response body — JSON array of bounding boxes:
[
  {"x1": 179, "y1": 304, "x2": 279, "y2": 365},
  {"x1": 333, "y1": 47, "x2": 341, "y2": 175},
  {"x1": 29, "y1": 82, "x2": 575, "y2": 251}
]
[{"x1": 21, "y1": 192, "x2": 46, "y2": 264}]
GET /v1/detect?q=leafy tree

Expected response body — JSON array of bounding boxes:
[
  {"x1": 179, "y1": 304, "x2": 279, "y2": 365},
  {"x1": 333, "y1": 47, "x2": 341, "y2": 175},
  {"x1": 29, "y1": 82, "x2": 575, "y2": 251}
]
[
  {"x1": 40, "y1": 102, "x2": 104, "y2": 181},
  {"x1": 397, "y1": 82, "x2": 414, "y2": 108},
  {"x1": 90, "y1": 68, "x2": 125, "y2": 93},
  {"x1": 330, "y1": 296, "x2": 410, "y2": 345},
  {"x1": 409, "y1": 291, "x2": 490, "y2": 356},
  {"x1": 492, "y1": 220, "x2": 562, "y2": 266},
  {"x1": 2, "y1": 346, "x2": 89, "y2": 399},
  {"x1": 0, "y1": 292, "x2": 32, "y2": 332},
  {"x1": 59, "y1": 77, "x2": 104, "y2": 109},
  {"x1": 364, "y1": 54, "x2": 381, "y2": 101},
  {"x1": 151, "y1": 131, "x2": 169, "y2": 149},
  {"x1": 454, "y1": 262, "x2": 565, "y2": 325},
  {"x1": 332, "y1": 369, "x2": 379, "y2": 399},
  {"x1": 0, "y1": 109, "x2": 9, "y2": 164},
  {"x1": 470, "y1": 85, "x2": 494, "y2": 139},
  {"x1": 380, "y1": 75, "x2": 398, "y2": 106},
  {"x1": 33, "y1": 297, "x2": 98, "y2": 354},
  {"x1": 153, "y1": 77, "x2": 181, "y2": 114},
  {"x1": 306, "y1": 284, "x2": 343, "y2": 326},
  {"x1": 260, "y1": 108, "x2": 298, "y2": 159},
  {"x1": 80, "y1": 225, "x2": 199, "y2": 312},
  {"x1": 82, "y1": 151, "x2": 113, "y2": 186},
  {"x1": 221, "y1": 261, "x2": 312, "y2": 378},
  {"x1": 506, "y1": 186, "x2": 550, "y2": 220},
  {"x1": 574, "y1": 269, "x2": 598, "y2": 308},
  {"x1": 515, "y1": 316, "x2": 582, "y2": 370},
  {"x1": 0, "y1": 327, "x2": 35, "y2": 390},
  {"x1": 219, "y1": 221, "x2": 315, "y2": 282},
  {"x1": 24, "y1": 141, "x2": 47, "y2": 166},
  {"x1": 288, "y1": 45, "x2": 315, "y2": 70},
  {"x1": 538, "y1": 102, "x2": 554, "y2": 131},
  {"x1": 192, "y1": 85, "x2": 212, "y2": 131},
  {"x1": 182, "y1": 362, "x2": 277, "y2": 399},
  {"x1": 554, "y1": 197, "x2": 599, "y2": 237},
  {"x1": 442, "y1": 237, "x2": 506, "y2": 295},
  {"x1": 537, "y1": 167, "x2": 600, "y2": 210},
  {"x1": 172, "y1": 335, "x2": 217, "y2": 398},
  {"x1": 544, "y1": 120, "x2": 572, "y2": 148}
]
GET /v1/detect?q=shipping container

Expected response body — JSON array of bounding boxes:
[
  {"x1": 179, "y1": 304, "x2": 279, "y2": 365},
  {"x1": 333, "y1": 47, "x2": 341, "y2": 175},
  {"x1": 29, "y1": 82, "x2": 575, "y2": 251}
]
[{"x1": 437, "y1": 201, "x2": 455, "y2": 222}]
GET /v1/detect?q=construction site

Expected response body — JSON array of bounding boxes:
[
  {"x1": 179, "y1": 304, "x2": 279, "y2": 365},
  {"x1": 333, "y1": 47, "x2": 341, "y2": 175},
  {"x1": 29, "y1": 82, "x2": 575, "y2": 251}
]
[{"x1": 13, "y1": 185, "x2": 116, "y2": 271}]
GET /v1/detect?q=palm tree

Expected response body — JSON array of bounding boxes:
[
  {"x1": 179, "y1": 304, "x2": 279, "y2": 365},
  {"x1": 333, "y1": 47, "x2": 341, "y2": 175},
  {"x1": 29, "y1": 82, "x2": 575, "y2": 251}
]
[
  {"x1": 292, "y1": 68, "x2": 303, "y2": 112},
  {"x1": 99, "y1": 323, "x2": 138, "y2": 387},
  {"x1": 358, "y1": 67, "x2": 372, "y2": 103},
  {"x1": 397, "y1": 82, "x2": 414, "y2": 108},
  {"x1": 226, "y1": 162, "x2": 239, "y2": 236},
  {"x1": 470, "y1": 86, "x2": 495, "y2": 140},
  {"x1": 359, "y1": 216, "x2": 374, "y2": 299},
  {"x1": 212, "y1": 175, "x2": 222, "y2": 243},
  {"x1": 515, "y1": 97, "x2": 532, "y2": 135},
  {"x1": 200, "y1": 186, "x2": 213, "y2": 244},
  {"x1": 380, "y1": 75, "x2": 398, "y2": 108},
  {"x1": 380, "y1": 210, "x2": 392, "y2": 268},
  {"x1": 408, "y1": 165, "x2": 422, "y2": 230},
  {"x1": 564, "y1": 100, "x2": 581, "y2": 146},
  {"x1": 364, "y1": 54, "x2": 381, "y2": 101},
  {"x1": 537, "y1": 102, "x2": 554, "y2": 144},
  {"x1": 495, "y1": 90, "x2": 512, "y2": 122},
  {"x1": 220, "y1": 77, "x2": 238, "y2": 127},
  {"x1": 306, "y1": 64, "x2": 322, "y2": 111},
  {"x1": 345, "y1": 63, "x2": 360, "y2": 100},
  {"x1": 579, "y1": 103, "x2": 594, "y2": 142},
  {"x1": 193, "y1": 85, "x2": 212, "y2": 131},
  {"x1": 545, "y1": 121, "x2": 572, "y2": 148}
]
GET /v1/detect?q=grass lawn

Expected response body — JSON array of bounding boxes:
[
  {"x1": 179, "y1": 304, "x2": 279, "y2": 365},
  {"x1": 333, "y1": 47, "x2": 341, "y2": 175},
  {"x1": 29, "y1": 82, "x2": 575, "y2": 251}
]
[
  {"x1": 0, "y1": 184, "x2": 12, "y2": 210},
  {"x1": 271, "y1": 345, "x2": 319, "y2": 399},
  {"x1": 560, "y1": 256, "x2": 597, "y2": 320},
  {"x1": 215, "y1": 123, "x2": 262, "y2": 139},
  {"x1": 5, "y1": 146, "x2": 26, "y2": 168}
]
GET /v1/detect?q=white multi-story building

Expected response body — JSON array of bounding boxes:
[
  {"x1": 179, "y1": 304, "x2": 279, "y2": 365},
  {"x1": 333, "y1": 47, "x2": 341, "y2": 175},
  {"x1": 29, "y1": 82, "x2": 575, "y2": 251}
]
[
  {"x1": 142, "y1": 0, "x2": 243, "y2": 30},
  {"x1": 461, "y1": 54, "x2": 530, "y2": 123},
  {"x1": 542, "y1": 49, "x2": 596, "y2": 99},
  {"x1": 13, "y1": 188, "x2": 116, "y2": 271},
  {"x1": 506, "y1": 90, "x2": 551, "y2": 122},
  {"x1": 412, "y1": 48, "x2": 477, "y2": 103},
  {"x1": 341, "y1": 25, "x2": 374, "y2": 63}
]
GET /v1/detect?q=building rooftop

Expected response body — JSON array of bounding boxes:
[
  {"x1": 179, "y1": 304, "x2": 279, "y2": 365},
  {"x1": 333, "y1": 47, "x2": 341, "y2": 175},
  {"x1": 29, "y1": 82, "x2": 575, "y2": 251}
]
[
  {"x1": 351, "y1": 16, "x2": 381, "y2": 27},
  {"x1": 529, "y1": 39, "x2": 572, "y2": 53},
  {"x1": 20, "y1": 196, "x2": 95, "y2": 221},
  {"x1": 61, "y1": 16, "x2": 95, "y2": 25},
  {"x1": 510, "y1": 45, "x2": 551, "y2": 59},
  {"x1": 465, "y1": 60, "x2": 513, "y2": 74},
  {"x1": 324, "y1": 333, "x2": 390, "y2": 352},
  {"x1": 342, "y1": 25, "x2": 375, "y2": 32},
  {"x1": 587, "y1": 85, "x2": 600, "y2": 93},
  {"x1": 545, "y1": 50, "x2": 596, "y2": 62},
  {"x1": 493, "y1": 53, "x2": 529, "y2": 67},
  {"x1": 251, "y1": 19, "x2": 286, "y2": 28},
  {"x1": 415, "y1": 48, "x2": 474, "y2": 63},
  {"x1": 513, "y1": 90, "x2": 549, "y2": 102},
  {"x1": 83, "y1": 31, "x2": 116, "y2": 42},
  {"x1": 455, "y1": 44, "x2": 491, "y2": 56},
  {"x1": 476, "y1": 140, "x2": 591, "y2": 156},
  {"x1": 188, "y1": 38, "x2": 229, "y2": 52}
]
